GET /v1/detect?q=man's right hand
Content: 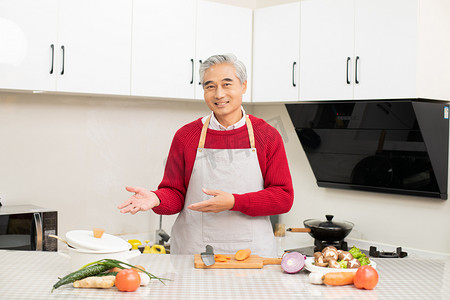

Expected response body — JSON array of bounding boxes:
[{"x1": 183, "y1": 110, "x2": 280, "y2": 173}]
[{"x1": 117, "y1": 186, "x2": 160, "y2": 214}]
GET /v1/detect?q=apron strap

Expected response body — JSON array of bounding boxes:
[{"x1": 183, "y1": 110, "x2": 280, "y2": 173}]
[
  {"x1": 198, "y1": 115, "x2": 211, "y2": 149},
  {"x1": 198, "y1": 114, "x2": 256, "y2": 149},
  {"x1": 245, "y1": 115, "x2": 256, "y2": 149}
]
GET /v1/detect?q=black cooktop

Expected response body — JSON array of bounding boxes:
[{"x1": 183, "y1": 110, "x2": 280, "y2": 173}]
[{"x1": 287, "y1": 245, "x2": 407, "y2": 258}]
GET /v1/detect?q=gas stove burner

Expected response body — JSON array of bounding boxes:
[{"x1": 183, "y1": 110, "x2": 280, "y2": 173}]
[
  {"x1": 369, "y1": 246, "x2": 408, "y2": 258},
  {"x1": 314, "y1": 239, "x2": 348, "y2": 252}
]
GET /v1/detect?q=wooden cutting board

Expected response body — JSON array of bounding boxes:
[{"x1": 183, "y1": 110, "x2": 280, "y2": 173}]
[{"x1": 194, "y1": 254, "x2": 282, "y2": 269}]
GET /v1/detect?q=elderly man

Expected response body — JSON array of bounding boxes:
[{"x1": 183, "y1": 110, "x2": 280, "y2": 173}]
[{"x1": 118, "y1": 54, "x2": 293, "y2": 257}]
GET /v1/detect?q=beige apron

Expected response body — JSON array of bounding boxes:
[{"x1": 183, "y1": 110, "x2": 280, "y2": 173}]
[{"x1": 170, "y1": 115, "x2": 276, "y2": 257}]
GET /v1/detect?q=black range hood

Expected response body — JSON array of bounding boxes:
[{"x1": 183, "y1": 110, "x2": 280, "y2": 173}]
[{"x1": 286, "y1": 100, "x2": 449, "y2": 200}]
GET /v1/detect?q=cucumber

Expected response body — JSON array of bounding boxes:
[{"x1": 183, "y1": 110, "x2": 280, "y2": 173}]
[{"x1": 52, "y1": 264, "x2": 112, "y2": 292}]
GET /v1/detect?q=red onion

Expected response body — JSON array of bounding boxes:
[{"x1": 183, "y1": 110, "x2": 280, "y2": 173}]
[{"x1": 281, "y1": 252, "x2": 306, "y2": 274}]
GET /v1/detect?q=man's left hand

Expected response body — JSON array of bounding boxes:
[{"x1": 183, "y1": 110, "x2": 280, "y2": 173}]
[{"x1": 187, "y1": 188, "x2": 235, "y2": 213}]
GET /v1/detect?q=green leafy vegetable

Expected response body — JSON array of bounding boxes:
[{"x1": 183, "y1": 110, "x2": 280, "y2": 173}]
[
  {"x1": 338, "y1": 260, "x2": 348, "y2": 268},
  {"x1": 359, "y1": 256, "x2": 371, "y2": 266},
  {"x1": 348, "y1": 246, "x2": 371, "y2": 265},
  {"x1": 349, "y1": 246, "x2": 364, "y2": 259}
]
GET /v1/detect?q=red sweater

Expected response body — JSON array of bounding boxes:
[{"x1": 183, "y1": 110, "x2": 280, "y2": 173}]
[{"x1": 153, "y1": 115, "x2": 294, "y2": 217}]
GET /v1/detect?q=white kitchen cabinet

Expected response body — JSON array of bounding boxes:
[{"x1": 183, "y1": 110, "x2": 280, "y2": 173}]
[
  {"x1": 252, "y1": 2, "x2": 301, "y2": 102},
  {"x1": 57, "y1": 0, "x2": 132, "y2": 95},
  {"x1": 299, "y1": 0, "x2": 418, "y2": 101},
  {"x1": 353, "y1": 0, "x2": 417, "y2": 100},
  {"x1": 0, "y1": 0, "x2": 58, "y2": 91},
  {"x1": 0, "y1": 0, "x2": 132, "y2": 95},
  {"x1": 131, "y1": 0, "x2": 252, "y2": 102},
  {"x1": 299, "y1": 0, "x2": 354, "y2": 101},
  {"x1": 131, "y1": 0, "x2": 197, "y2": 99},
  {"x1": 195, "y1": 0, "x2": 253, "y2": 102}
]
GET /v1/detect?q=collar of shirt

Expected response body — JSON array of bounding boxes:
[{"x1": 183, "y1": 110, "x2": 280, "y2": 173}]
[{"x1": 202, "y1": 107, "x2": 246, "y2": 131}]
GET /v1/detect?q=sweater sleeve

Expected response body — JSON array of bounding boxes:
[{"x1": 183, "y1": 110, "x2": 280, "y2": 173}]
[
  {"x1": 231, "y1": 119, "x2": 294, "y2": 217},
  {"x1": 152, "y1": 127, "x2": 192, "y2": 215}
]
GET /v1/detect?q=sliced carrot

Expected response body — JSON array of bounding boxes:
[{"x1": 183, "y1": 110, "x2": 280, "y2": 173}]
[
  {"x1": 235, "y1": 248, "x2": 251, "y2": 261},
  {"x1": 322, "y1": 272, "x2": 356, "y2": 286},
  {"x1": 215, "y1": 257, "x2": 228, "y2": 263},
  {"x1": 214, "y1": 254, "x2": 230, "y2": 262}
]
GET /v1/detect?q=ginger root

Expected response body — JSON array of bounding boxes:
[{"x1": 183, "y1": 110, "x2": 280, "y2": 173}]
[{"x1": 73, "y1": 275, "x2": 115, "y2": 289}]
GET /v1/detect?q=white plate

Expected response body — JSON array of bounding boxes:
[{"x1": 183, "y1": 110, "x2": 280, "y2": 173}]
[
  {"x1": 66, "y1": 230, "x2": 130, "y2": 252},
  {"x1": 304, "y1": 257, "x2": 377, "y2": 273}
]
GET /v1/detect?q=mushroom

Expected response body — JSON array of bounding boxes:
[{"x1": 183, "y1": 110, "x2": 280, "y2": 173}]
[
  {"x1": 314, "y1": 254, "x2": 329, "y2": 267},
  {"x1": 322, "y1": 249, "x2": 339, "y2": 260},
  {"x1": 313, "y1": 252, "x2": 323, "y2": 259},
  {"x1": 328, "y1": 260, "x2": 341, "y2": 268},
  {"x1": 338, "y1": 251, "x2": 354, "y2": 262},
  {"x1": 347, "y1": 259, "x2": 361, "y2": 269},
  {"x1": 315, "y1": 262, "x2": 329, "y2": 267},
  {"x1": 322, "y1": 246, "x2": 338, "y2": 253},
  {"x1": 323, "y1": 256, "x2": 337, "y2": 263}
]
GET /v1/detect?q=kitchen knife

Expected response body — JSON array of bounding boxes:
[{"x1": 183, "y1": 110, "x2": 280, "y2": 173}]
[{"x1": 200, "y1": 245, "x2": 215, "y2": 266}]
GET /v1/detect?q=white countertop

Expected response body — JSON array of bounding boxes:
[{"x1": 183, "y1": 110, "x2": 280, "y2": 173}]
[{"x1": 1, "y1": 250, "x2": 449, "y2": 299}]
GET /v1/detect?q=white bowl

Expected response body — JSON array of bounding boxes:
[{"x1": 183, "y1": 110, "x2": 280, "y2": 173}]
[{"x1": 304, "y1": 257, "x2": 377, "y2": 273}]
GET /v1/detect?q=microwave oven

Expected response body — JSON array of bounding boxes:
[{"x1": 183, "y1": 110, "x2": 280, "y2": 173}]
[{"x1": 0, "y1": 204, "x2": 58, "y2": 251}]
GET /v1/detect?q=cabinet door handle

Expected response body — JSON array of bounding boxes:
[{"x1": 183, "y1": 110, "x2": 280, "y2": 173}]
[
  {"x1": 50, "y1": 44, "x2": 54, "y2": 74},
  {"x1": 198, "y1": 60, "x2": 203, "y2": 85},
  {"x1": 190, "y1": 59, "x2": 194, "y2": 84},
  {"x1": 292, "y1": 61, "x2": 297, "y2": 87},
  {"x1": 346, "y1": 57, "x2": 351, "y2": 84},
  {"x1": 355, "y1": 56, "x2": 360, "y2": 84},
  {"x1": 60, "y1": 45, "x2": 65, "y2": 75}
]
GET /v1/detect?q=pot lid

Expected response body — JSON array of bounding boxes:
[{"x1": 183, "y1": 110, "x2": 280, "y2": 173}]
[
  {"x1": 65, "y1": 230, "x2": 130, "y2": 252},
  {"x1": 304, "y1": 215, "x2": 354, "y2": 230}
]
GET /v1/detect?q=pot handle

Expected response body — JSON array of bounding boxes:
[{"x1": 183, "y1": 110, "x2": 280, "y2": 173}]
[{"x1": 286, "y1": 228, "x2": 311, "y2": 233}]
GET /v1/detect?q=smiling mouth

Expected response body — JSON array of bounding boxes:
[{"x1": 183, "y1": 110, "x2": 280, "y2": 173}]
[{"x1": 215, "y1": 101, "x2": 230, "y2": 107}]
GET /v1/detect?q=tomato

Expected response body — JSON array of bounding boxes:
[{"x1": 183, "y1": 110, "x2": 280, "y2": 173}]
[
  {"x1": 115, "y1": 268, "x2": 141, "y2": 292},
  {"x1": 354, "y1": 265, "x2": 379, "y2": 290}
]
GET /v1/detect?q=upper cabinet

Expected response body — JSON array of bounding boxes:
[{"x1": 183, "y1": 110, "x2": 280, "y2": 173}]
[
  {"x1": 252, "y1": 2, "x2": 301, "y2": 102},
  {"x1": 2, "y1": 0, "x2": 449, "y2": 102},
  {"x1": 131, "y1": 0, "x2": 252, "y2": 101},
  {"x1": 299, "y1": 0, "x2": 355, "y2": 101},
  {"x1": 300, "y1": 0, "x2": 418, "y2": 101},
  {"x1": 0, "y1": 0, "x2": 132, "y2": 95},
  {"x1": 57, "y1": 0, "x2": 132, "y2": 95},
  {"x1": 353, "y1": 0, "x2": 417, "y2": 100},
  {"x1": 0, "y1": 0, "x2": 58, "y2": 92},
  {"x1": 131, "y1": 0, "x2": 197, "y2": 99}
]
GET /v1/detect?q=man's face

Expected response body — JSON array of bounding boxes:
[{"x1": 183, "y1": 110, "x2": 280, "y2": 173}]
[{"x1": 203, "y1": 63, "x2": 247, "y2": 122}]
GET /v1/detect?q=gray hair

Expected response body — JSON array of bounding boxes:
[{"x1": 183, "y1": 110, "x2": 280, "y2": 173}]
[{"x1": 199, "y1": 54, "x2": 247, "y2": 87}]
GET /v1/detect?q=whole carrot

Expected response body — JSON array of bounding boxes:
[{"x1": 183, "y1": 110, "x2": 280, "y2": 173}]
[{"x1": 323, "y1": 272, "x2": 356, "y2": 286}]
